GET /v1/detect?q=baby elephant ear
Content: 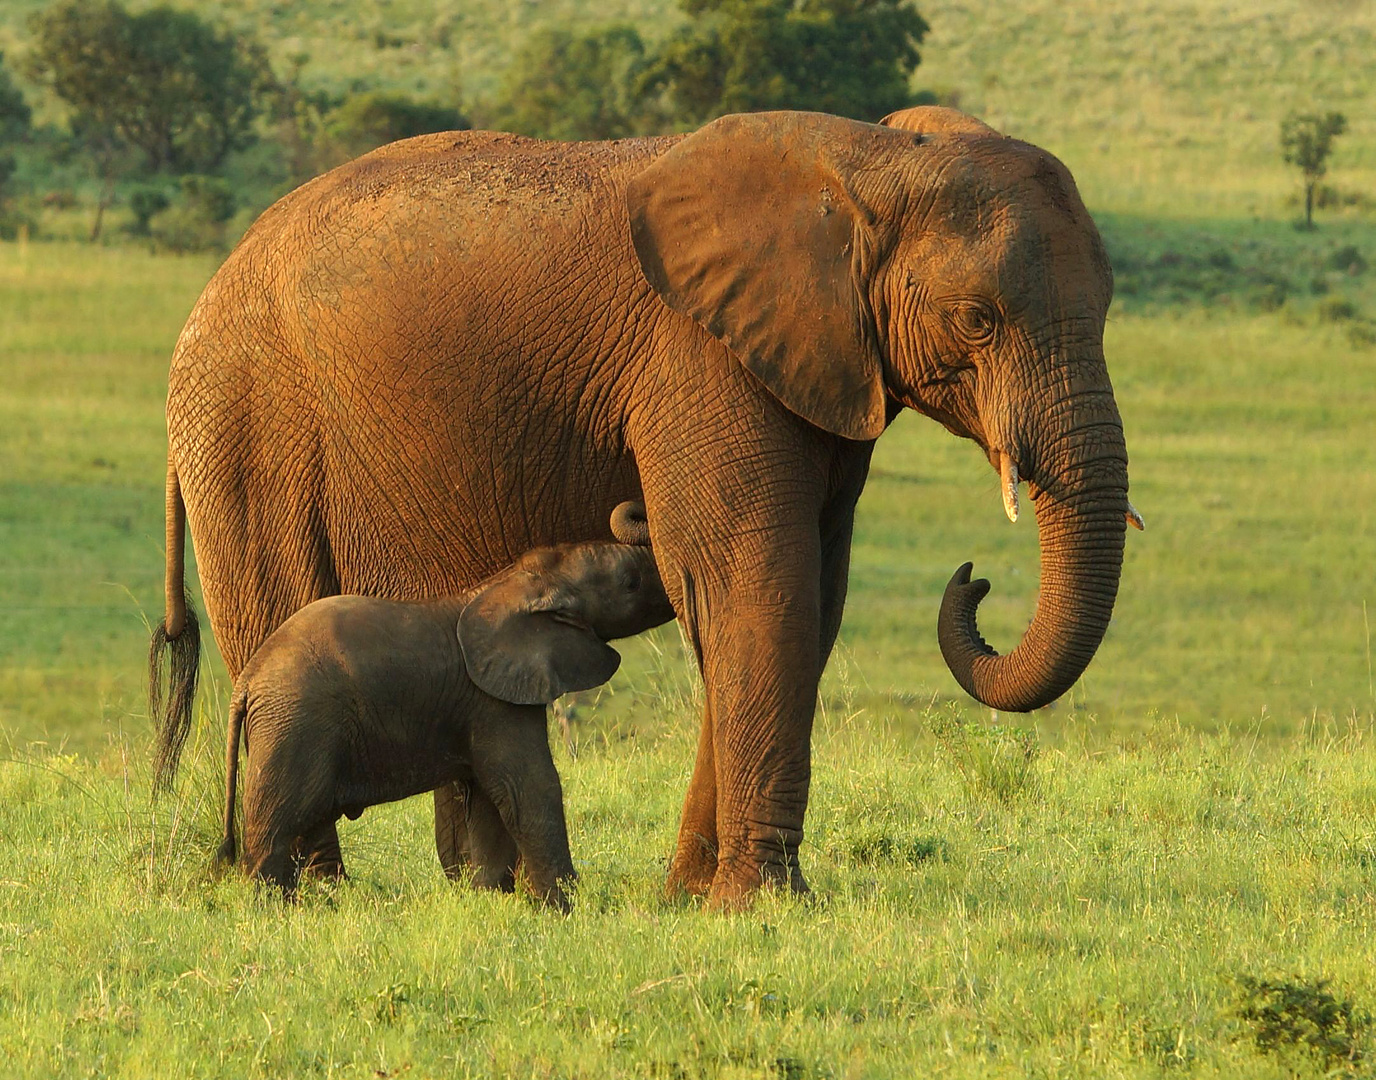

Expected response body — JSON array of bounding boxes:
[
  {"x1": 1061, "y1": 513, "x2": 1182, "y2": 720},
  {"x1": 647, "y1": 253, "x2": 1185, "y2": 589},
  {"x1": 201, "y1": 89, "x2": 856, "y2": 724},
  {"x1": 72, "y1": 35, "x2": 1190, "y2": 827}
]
[{"x1": 457, "y1": 575, "x2": 622, "y2": 705}]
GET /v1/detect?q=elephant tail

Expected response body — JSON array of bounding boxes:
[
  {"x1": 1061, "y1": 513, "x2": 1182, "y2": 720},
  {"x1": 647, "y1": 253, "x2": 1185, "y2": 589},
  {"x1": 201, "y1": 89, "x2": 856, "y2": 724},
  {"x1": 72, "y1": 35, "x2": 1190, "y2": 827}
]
[
  {"x1": 149, "y1": 460, "x2": 201, "y2": 794},
  {"x1": 216, "y1": 686, "x2": 247, "y2": 867}
]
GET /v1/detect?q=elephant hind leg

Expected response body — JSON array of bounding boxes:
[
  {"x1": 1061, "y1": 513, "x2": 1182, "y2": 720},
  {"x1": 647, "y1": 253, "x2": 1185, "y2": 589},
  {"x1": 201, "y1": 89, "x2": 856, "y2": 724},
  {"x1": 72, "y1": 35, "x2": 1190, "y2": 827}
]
[
  {"x1": 296, "y1": 819, "x2": 346, "y2": 882},
  {"x1": 666, "y1": 697, "x2": 719, "y2": 898},
  {"x1": 435, "y1": 781, "x2": 518, "y2": 890},
  {"x1": 241, "y1": 828, "x2": 301, "y2": 896},
  {"x1": 434, "y1": 781, "x2": 471, "y2": 881},
  {"x1": 466, "y1": 787, "x2": 519, "y2": 892}
]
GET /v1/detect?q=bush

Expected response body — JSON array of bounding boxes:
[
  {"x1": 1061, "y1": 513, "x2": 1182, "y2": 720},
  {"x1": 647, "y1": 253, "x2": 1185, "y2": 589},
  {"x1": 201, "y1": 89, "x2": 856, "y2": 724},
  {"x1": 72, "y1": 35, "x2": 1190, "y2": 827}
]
[
  {"x1": 149, "y1": 174, "x2": 236, "y2": 253},
  {"x1": 0, "y1": 51, "x2": 31, "y2": 142},
  {"x1": 640, "y1": 0, "x2": 930, "y2": 127},
  {"x1": 929, "y1": 709, "x2": 1040, "y2": 804},
  {"x1": 324, "y1": 92, "x2": 468, "y2": 160},
  {"x1": 1329, "y1": 245, "x2": 1367, "y2": 275},
  {"x1": 127, "y1": 187, "x2": 170, "y2": 236},
  {"x1": 1230, "y1": 974, "x2": 1368, "y2": 1070},
  {"x1": 1317, "y1": 298, "x2": 1358, "y2": 323},
  {"x1": 488, "y1": 25, "x2": 650, "y2": 141},
  {"x1": 0, "y1": 152, "x2": 33, "y2": 239},
  {"x1": 25, "y1": 0, "x2": 272, "y2": 174}
]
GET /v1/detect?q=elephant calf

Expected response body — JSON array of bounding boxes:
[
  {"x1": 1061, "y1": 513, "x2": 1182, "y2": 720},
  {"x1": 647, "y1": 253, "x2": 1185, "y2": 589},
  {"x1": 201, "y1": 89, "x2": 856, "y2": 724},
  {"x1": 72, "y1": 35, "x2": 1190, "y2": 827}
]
[{"x1": 216, "y1": 503, "x2": 674, "y2": 907}]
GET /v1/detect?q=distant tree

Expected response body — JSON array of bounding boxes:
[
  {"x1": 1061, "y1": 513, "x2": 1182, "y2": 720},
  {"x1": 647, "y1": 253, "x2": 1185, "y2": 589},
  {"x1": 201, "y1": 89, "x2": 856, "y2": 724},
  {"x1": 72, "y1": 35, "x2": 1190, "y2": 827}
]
[
  {"x1": 324, "y1": 91, "x2": 468, "y2": 161},
  {"x1": 68, "y1": 115, "x2": 140, "y2": 241},
  {"x1": 490, "y1": 25, "x2": 650, "y2": 140},
  {"x1": 0, "y1": 51, "x2": 32, "y2": 144},
  {"x1": 269, "y1": 53, "x2": 339, "y2": 183},
  {"x1": 0, "y1": 152, "x2": 16, "y2": 214},
  {"x1": 1281, "y1": 111, "x2": 1347, "y2": 229},
  {"x1": 638, "y1": 0, "x2": 929, "y2": 127},
  {"x1": 25, "y1": 0, "x2": 271, "y2": 174},
  {"x1": 149, "y1": 173, "x2": 237, "y2": 252},
  {"x1": 127, "y1": 186, "x2": 170, "y2": 236}
]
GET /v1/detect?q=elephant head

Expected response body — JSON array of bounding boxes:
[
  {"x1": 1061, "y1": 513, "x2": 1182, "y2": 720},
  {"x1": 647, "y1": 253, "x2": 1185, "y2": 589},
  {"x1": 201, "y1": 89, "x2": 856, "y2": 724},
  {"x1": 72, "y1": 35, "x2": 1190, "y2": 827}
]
[
  {"x1": 626, "y1": 108, "x2": 1139, "y2": 712},
  {"x1": 458, "y1": 503, "x2": 676, "y2": 705}
]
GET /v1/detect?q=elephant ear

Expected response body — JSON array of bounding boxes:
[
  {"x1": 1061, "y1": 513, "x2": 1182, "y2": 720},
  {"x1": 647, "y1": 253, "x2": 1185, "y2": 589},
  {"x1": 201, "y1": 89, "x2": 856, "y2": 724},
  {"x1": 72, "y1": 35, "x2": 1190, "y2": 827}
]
[
  {"x1": 458, "y1": 573, "x2": 622, "y2": 706},
  {"x1": 626, "y1": 111, "x2": 889, "y2": 442},
  {"x1": 879, "y1": 105, "x2": 999, "y2": 137}
]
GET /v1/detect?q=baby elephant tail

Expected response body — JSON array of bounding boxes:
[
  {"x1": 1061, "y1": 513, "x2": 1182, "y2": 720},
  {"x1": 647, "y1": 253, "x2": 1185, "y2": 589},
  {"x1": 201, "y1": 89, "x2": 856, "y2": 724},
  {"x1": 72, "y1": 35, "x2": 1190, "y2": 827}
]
[{"x1": 216, "y1": 687, "x2": 248, "y2": 868}]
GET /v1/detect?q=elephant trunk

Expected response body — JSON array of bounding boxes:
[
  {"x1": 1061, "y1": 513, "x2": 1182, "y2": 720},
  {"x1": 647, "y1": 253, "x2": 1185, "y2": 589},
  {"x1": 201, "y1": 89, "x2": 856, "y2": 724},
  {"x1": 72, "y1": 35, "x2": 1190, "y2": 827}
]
[
  {"x1": 610, "y1": 501, "x2": 652, "y2": 546},
  {"x1": 938, "y1": 408, "x2": 1128, "y2": 713}
]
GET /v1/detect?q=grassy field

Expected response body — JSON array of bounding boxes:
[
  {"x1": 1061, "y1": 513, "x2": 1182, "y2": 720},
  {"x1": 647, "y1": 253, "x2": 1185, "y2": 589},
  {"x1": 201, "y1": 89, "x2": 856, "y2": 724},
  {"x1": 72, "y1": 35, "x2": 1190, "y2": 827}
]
[
  {"x1": 4, "y1": 704, "x2": 1376, "y2": 1077},
  {"x1": 3, "y1": 0, "x2": 1376, "y2": 1074}
]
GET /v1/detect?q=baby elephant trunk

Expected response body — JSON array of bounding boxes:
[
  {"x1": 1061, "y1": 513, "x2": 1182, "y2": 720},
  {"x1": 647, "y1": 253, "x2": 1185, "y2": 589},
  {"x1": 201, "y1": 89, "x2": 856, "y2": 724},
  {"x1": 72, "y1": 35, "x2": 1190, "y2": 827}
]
[{"x1": 610, "y1": 501, "x2": 651, "y2": 546}]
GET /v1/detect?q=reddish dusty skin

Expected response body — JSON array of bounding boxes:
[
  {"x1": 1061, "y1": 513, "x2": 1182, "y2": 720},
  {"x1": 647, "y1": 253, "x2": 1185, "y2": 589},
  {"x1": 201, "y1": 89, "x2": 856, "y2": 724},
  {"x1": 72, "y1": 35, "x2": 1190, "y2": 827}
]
[{"x1": 152, "y1": 107, "x2": 1131, "y2": 906}]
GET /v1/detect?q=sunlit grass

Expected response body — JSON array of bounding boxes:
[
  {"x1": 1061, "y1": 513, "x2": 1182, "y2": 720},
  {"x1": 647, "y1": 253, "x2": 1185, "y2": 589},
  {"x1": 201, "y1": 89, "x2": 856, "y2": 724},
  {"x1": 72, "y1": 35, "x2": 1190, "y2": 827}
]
[{"x1": 3, "y1": 694, "x2": 1375, "y2": 1077}]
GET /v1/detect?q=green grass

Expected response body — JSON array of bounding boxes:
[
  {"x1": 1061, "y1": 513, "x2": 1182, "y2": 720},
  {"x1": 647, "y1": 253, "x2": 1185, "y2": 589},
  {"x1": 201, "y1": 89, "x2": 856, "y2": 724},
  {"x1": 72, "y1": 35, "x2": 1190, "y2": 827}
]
[
  {"x1": 4, "y1": 705, "x2": 1375, "y2": 1077},
  {"x1": 3, "y1": 0, "x2": 1376, "y2": 1073}
]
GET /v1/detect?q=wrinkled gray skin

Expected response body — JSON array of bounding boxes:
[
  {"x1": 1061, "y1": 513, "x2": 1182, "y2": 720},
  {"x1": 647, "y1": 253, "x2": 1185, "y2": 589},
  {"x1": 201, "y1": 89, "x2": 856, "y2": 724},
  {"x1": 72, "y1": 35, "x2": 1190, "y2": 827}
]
[{"x1": 217, "y1": 532, "x2": 674, "y2": 907}]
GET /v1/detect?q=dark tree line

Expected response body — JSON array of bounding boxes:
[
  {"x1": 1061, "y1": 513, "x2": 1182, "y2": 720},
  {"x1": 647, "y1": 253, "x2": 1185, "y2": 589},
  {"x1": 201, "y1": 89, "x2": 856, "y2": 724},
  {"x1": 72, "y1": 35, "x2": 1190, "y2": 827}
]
[
  {"x1": 1, "y1": 0, "x2": 933, "y2": 245},
  {"x1": 488, "y1": 0, "x2": 930, "y2": 140}
]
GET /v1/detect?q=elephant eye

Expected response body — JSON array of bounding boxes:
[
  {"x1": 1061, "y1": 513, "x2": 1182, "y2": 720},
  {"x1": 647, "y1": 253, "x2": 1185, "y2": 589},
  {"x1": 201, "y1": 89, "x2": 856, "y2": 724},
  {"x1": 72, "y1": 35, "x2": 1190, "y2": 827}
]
[{"x1": 956, "y1": 302, "x2": 999, "y2": 345}]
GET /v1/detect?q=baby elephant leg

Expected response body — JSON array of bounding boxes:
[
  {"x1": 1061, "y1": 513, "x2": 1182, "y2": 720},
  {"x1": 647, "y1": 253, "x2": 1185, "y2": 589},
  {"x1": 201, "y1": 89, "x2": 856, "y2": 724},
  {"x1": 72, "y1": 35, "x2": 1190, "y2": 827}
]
[
  {"x1": 241, "y1": 819, "x2": 302, "y2": 896},
  {"x1": 296, "y1": 819, "x2": 347, "y2": 882},
  {"x1": 435, "y1": 781, "x2": 519, "y2": 890},
  {"x1": 467, "y1": 787, "x2": 519, "y2": 891},
  {"x1": 472, "y1": 707, "x2": 576, "y2": 911}
]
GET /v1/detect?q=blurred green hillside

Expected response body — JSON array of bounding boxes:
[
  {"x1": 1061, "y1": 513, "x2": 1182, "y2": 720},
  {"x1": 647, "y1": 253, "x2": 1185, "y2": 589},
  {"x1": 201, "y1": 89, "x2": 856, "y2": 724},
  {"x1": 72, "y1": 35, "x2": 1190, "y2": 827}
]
[
  {"x1": 3, "y1": 0, "x2": 1373, "y2": 313},
  {"x1": 4, "y1": 0, "x2": 1372, "y2": 208}
]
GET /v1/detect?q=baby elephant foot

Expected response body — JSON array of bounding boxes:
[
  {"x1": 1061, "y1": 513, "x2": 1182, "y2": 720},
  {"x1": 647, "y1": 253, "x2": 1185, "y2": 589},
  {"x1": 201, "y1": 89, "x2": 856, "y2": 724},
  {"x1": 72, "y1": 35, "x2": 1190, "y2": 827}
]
[
  {"x1": 472, "y1": 861, "x2": 517, "y2": 893},
  {"x1": 525, "y1": 869, "x2": 577, "y2": 913},
  {"x1": 296, "y1": 831, "x2": 347, "y2": 882}
]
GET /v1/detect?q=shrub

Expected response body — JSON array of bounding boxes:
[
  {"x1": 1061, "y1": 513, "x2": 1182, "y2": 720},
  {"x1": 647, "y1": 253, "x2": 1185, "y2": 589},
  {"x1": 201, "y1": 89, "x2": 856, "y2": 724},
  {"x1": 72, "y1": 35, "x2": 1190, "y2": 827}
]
[
  {"x1": 0, "y1": 51, "x2": 31, "y2": 142},
  {"x1": 324, "y1": 91, "x2": 468, "y2": 160},
  {"x1": 843, "y1": 831, "x2": 946, "y2": 867},
  {"x1": 930, "y1": 709, "x2": 1040, "y2": 804},
  {"x1": 1230, "y1": 974, "x2": 1368, "y2": 1070},
  {"x1": 25, "y1": 0, "x2": 272, "y2": 174},
  {"x1": 488, "y1": 25, "x2": 650, "y2": 141},
  {"x1": 638, "y1": 0, "x2": 930, "y2": 127},
  {"x1": 149, "y1": 174, "x2": 236, "y2": 253},
  {"x1": 127, "y1": 187, "x2": 170, "y2": 236},
  {"x1": 1317, "y1": 298, "x2": 1358, "y2": 323},
  {"x1": 1329, "y1": 245, "x2": 1368, "y2": 275}
]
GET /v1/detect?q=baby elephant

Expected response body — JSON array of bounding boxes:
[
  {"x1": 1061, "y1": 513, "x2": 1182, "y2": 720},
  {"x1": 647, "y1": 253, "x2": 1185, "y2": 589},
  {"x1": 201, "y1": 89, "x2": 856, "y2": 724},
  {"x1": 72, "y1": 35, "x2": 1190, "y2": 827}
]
[{"x1": 217, "y1": 502, "x2": 673, "y2": 907}]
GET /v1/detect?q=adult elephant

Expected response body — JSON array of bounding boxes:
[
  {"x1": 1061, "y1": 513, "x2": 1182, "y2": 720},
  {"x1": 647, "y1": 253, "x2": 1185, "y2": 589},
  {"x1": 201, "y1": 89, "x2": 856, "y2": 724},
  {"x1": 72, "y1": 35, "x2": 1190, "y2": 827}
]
[{"x1": 149, "y1": 106, "x2": 1138, "y2": 906}]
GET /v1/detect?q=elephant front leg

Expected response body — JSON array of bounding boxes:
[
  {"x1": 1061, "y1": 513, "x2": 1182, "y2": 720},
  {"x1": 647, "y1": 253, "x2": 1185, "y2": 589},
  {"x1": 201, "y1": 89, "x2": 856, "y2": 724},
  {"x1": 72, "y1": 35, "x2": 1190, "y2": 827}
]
[
  {"x1": 704, "y1": 597, "x2": 821, "y2": 906},
  {"x1": 435, "y1": 781, "x2": 519, "y2": 889},
  {"x1": 471, "y1": 709, "x2": 577, "y2": 911},
  {"x1": 666, "y1": 522, "x2": 850, "y2": 902},
  {"x1": 298, "y1": 819, "x2": 346, "y2": 881}
]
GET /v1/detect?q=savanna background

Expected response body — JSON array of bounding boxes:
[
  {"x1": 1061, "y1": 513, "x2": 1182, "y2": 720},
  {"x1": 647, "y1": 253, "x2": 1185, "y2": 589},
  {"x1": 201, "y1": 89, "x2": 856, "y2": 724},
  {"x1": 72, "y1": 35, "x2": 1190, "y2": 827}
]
[{"x1": 1, "y1": 1, "x2": 1374, "y2": 1076}]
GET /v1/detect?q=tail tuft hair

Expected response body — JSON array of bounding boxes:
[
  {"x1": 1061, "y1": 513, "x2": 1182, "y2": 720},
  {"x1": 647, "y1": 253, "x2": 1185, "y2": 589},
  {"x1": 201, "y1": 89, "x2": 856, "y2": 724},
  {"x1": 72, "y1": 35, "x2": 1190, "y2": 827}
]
[{"x1": 149, "y1": 600, "x2": 200, "y2": 794}]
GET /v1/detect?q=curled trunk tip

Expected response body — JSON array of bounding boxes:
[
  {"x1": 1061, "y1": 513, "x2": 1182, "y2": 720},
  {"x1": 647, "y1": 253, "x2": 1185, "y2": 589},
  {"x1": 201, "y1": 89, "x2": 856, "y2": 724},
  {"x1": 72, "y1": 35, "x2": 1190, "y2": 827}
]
[{"x1": 610, "y1": 501, "x2": 651, "y2": 546}]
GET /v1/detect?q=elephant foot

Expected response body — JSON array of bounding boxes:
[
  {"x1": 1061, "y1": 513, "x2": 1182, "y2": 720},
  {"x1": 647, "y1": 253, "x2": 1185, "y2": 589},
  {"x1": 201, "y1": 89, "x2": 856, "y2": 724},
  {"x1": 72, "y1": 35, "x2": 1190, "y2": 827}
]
[
  {"x1": 664, "y1": 831, "x2": 718, "y2": 899},
  {"x1": 296, "y1": 821, "x2": 346, "y2": 881},
  {"x1": 707, "y1": 855, "x2": 811, "y2": 910}
]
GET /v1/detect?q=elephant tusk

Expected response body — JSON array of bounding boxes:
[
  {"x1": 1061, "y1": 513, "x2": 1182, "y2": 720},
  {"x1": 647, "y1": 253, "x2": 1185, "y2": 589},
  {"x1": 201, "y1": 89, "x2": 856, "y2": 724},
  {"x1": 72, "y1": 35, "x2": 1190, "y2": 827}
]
[
  {"x1": 1126, "y1": 501, "x2": 1145, "y2": 531},
  {"x1": 1000, "y1": 452, "x2": 1019, "y2": 524}
]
